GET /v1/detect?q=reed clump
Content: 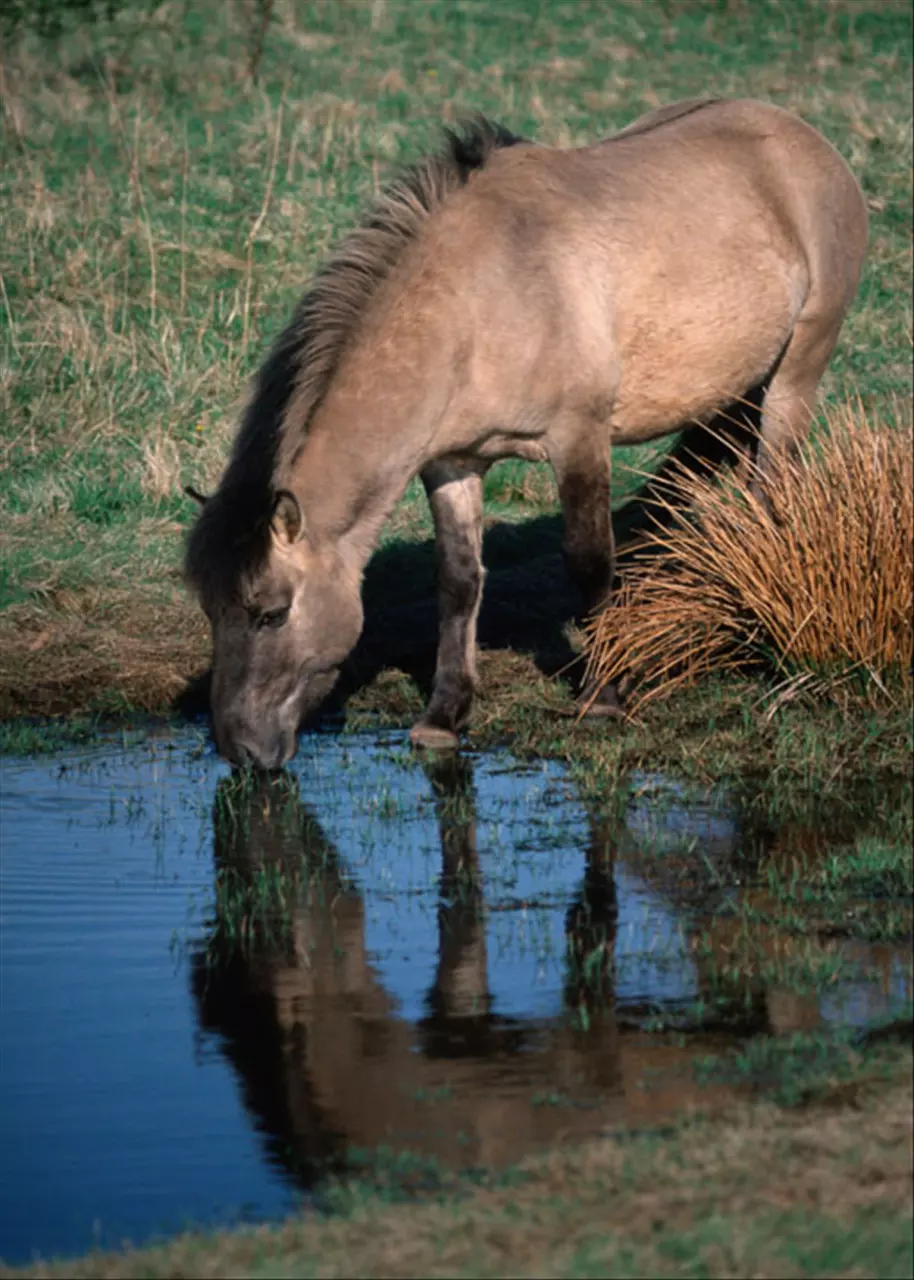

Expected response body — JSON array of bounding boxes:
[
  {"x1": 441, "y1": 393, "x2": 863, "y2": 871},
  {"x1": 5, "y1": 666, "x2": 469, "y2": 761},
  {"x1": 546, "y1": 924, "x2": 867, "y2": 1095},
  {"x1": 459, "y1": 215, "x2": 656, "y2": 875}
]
[{"x1": 583, "y1": 401, "x2": 914, "y2": 714}]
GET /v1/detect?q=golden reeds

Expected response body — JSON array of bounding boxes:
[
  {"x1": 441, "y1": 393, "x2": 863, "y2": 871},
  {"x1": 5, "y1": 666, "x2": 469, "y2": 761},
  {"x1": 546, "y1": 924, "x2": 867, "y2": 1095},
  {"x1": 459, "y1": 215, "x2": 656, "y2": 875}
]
[{"x1": 583, "y1": 401, "x2": 914, "y2": 713}]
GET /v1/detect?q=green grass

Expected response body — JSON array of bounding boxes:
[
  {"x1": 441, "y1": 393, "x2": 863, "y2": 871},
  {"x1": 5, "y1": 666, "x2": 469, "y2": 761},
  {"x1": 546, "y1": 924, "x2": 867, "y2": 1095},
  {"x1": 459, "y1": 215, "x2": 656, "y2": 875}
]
[
  {"x1": 1, "y1": 0, "x2": 911, "y2": 724},
  {"x1": 747, "y1": 817, "x2": 914, "y2": 943},
  {"x1": 0, "y1": 715, "x2": 101, "y2": 755},
  {"x1": 695, "y1": 1027, "x2": 913, "y2": 1107}
]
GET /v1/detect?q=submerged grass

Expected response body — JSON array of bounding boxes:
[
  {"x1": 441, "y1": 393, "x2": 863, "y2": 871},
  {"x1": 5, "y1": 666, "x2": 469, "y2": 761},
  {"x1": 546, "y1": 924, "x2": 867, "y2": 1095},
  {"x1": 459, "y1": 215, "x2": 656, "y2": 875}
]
[
  {"x1": 204, "y1": 769, "x2": 348, "y2": 951},
  {"x1": 694, "y1": 1027, "x2": 912, "y2": 1107},
  {"x1": 749, "y1": 813, "x2": 914, "y2": 943},
  {"x1": 0, "y1": 714, "x2": 101, "y2": 755}
]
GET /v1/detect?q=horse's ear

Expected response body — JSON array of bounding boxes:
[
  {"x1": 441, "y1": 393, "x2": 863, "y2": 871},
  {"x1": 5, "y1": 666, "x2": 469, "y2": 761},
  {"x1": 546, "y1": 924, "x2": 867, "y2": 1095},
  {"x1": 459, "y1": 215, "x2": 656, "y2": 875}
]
[
  {"x1": 184, "y1": 485, "x2": 209, "y2": 507},
  {"x1": 271, "y1": 489, "x2": 305, "y2": 545}
]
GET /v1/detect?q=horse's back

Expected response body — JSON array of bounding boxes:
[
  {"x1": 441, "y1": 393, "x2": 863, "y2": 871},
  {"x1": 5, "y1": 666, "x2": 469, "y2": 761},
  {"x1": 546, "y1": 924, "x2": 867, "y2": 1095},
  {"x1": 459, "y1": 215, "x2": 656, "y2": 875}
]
[
  {"x1": 590, "y1": 97, "x2": 868, "y2": 341},
  {"x1": 443, "y1": 98, "x2": 866, "y2": 440},
  {"x1": 598, "y1": 98, "x2": 867, "y2": 273},
  {"x1": 471, "y1": 98, "x2": 865, "y2": 274}
]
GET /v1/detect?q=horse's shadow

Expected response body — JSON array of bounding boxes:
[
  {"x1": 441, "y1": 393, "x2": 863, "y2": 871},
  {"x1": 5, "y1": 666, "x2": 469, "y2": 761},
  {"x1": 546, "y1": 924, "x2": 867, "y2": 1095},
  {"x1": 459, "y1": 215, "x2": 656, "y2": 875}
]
[
  {"x1": 334, "y1": 510, "x2": 579, "y2": 714},
  {"x1": 330, "y1": 405, "x2": 760, "y2": 717},
  {"x1": 177, "y1": 404, "x2": 759, "y2": 722}
]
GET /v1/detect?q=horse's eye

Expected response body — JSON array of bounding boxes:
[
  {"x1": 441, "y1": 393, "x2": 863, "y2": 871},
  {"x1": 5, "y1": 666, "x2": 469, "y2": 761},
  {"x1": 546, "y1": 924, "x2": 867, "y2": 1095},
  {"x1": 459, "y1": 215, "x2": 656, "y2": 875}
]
[{"x1": 257, "y1": 606, "x2": 290, "y2": 631}]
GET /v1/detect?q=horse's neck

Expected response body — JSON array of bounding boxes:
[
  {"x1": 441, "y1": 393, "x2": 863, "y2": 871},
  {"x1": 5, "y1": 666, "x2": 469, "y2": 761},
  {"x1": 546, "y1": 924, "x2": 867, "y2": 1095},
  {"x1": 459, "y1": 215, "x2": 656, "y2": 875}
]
[
  {"x1": 292, "y1": 319, "x2": 454, "y2": 572},
  {"x1": 293, "y1": 422, "x2": 417, "y2": 574}
]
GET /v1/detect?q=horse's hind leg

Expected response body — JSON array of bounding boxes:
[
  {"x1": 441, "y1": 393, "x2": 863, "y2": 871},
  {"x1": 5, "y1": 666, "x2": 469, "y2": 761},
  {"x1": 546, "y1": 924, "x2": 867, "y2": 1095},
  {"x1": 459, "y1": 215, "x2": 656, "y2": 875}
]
[
  {"x1": 550, "y1": 433, "x2": 624, "y2": 717},
  {"x1": 754, "y1": 312, "x2": 846, "y2": 493},
  {"x1": 410, "y1": 461, "x2": 486, "y2": 750}
]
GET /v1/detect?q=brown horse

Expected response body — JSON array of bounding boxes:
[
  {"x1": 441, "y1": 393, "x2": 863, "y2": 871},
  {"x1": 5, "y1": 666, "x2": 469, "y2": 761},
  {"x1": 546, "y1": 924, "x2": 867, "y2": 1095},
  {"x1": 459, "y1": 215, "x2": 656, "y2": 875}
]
[{"x1": 185, "y1": 98, "x2": 867, "y2": 768}]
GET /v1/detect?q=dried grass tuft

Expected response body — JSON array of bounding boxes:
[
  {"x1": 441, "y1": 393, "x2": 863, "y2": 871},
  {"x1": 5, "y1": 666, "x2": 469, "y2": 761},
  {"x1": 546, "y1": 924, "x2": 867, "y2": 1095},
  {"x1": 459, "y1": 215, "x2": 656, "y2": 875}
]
[
  {"x1": 583, "y1": 401, "x2": 914, "y2": 714},
  {"x1": 140, "y1": 432, "x2": 182, "y2": 501}
]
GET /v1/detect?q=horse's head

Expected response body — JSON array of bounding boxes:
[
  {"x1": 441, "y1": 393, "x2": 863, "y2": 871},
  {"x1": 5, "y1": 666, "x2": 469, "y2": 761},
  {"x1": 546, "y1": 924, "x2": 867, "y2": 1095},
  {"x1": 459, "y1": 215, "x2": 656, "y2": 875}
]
[{"x1": 188, "y1": 487, "x2": 363, "y2": 769}]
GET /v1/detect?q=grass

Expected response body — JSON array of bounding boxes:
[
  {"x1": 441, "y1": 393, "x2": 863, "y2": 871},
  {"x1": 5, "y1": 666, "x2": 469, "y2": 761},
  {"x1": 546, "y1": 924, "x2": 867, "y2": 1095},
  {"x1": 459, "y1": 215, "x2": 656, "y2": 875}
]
[
  {"x1": 203, "y1": 768, "x2": 350, "y2": 951},
  {"x1": 5, "y1": 1057, "x2": 911, "y2": 1278},
  {"x1": 695, "y1": 1027, "x2": 913, "y2": 1107},
  {"x1": 0, "y1": 0, "x2": 911, "y2": 747},
  {"x1": 740, "y1": 811, "x2": 914, "y2": 944},
  {"x1": 582, "y1": 400, "x2": 914, "y2": 714},
  {"x1": 1, "y1": 1, "x2": 912, "y2": 1275},
  {"x1": 0, "y1": 713, "x2": 101, "y2": 755}
]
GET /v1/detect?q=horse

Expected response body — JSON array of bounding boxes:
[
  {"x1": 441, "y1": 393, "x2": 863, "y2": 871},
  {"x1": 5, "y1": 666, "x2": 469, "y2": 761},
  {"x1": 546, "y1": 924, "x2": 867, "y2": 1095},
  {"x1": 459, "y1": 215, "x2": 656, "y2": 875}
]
[{"x1": 184, "y1": 98, "x2": 867, "y2": 768}]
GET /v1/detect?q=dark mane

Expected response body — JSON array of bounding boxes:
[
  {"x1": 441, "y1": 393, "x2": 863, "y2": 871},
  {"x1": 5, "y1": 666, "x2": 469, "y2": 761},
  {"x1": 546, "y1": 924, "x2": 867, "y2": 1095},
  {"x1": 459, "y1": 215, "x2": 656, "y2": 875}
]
[{"x1": 185, "y1": 116, "x2": 525, "y2": 604}]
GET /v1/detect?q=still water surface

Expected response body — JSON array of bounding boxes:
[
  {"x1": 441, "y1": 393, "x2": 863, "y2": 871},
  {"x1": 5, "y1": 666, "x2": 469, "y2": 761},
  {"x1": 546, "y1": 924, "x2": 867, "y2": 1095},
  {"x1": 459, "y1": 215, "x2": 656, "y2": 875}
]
[{"x1": 1, "y1": 726, "x2": 909, "y2": 1264}]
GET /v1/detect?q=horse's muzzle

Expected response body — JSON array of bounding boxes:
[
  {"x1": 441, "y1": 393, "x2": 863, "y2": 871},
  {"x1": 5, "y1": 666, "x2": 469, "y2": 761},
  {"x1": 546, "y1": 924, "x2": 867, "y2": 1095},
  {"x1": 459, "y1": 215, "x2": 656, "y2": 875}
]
[{"x1": 213, "y1": 717, "x2": 297, "y2": 771}]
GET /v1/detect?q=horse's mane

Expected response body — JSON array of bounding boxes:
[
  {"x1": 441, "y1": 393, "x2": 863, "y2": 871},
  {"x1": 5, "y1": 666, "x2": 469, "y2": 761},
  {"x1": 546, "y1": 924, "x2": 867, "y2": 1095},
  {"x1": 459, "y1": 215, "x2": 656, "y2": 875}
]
[{"x1": 185, "y1": 116, "x2": 525, "y2": 603}]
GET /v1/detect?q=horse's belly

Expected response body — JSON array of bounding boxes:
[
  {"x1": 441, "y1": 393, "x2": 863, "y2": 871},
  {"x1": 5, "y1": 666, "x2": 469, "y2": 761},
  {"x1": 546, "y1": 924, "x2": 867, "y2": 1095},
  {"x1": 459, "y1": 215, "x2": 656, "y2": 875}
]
[
  {"x1": 610, "y1": 313, "x2": 792, "y2": 443},
  {"x1": 448, "y1": 436, "x2": 549, "y2": 467},
  {"x1": 607, "y1": 236, "x2": 803, "y2": 442}
]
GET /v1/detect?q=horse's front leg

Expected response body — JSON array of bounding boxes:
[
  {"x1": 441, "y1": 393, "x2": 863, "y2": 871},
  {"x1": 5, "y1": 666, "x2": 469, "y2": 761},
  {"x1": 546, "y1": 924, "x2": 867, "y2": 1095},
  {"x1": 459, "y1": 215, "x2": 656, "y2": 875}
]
[
  {"x1": 409, "y1": 461, "x2": 487, "y2": 750},
  {"x1": 422, "y1": 752, "x2": 490, "y2": 1022},
  {"x1": 550, "y1": 432, "x2": 625, "y2": 717}
]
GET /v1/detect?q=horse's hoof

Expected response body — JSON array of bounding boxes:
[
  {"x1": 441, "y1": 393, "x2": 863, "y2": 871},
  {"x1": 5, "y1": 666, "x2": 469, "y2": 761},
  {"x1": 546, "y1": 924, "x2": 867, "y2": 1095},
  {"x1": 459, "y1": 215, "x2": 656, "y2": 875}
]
[
  {"x1": 579, "y1": 684, "x2": 626, "y2": 720},
  {"x1": 581, "y1": 700, "x2": 626, "y2": 720},
  {"x1": 409, "y1": 722, "x2": 460, "y2": 751}
]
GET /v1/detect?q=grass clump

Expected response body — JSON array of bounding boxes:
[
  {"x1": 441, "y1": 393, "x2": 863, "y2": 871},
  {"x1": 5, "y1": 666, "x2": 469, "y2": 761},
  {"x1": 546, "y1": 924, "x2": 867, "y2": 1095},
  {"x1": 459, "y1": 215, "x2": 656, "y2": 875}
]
[
  {"x1": 584, "y1": 400, "x2": 913, "y2": 714},
  {"x1": 695, "y1": 1027, "x2": 911, "y2": 1108},
  {"x1": 753, "y1": 816, "x2": 914, "y2": 942},
  {"x1": 0, "y1": 714, "x2": 99, "y2": 755},
  {"x1": 815, "y1": 837, "x2": 914, "y2": 905}
]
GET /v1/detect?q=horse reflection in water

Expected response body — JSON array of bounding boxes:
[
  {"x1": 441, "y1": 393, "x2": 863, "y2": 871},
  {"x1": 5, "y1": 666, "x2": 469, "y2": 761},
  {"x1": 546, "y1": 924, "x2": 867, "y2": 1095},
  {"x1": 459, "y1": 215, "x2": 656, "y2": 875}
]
[
  {"x1": 195, "y1": 759, "x2": 914, "y2": 1188},
  {"x1": 192, "y1": 756, "x2": 729, "y2": 1187},
  {"x1": 192, "y1": 760, "x2": 911, "y2": 1187}
]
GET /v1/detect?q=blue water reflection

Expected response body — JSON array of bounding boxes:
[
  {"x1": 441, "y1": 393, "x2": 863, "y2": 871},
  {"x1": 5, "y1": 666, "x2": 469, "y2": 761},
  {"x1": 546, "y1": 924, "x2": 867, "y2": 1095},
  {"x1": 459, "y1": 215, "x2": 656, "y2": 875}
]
[{"x1": 0, "y1": 727, "x2": 908, "y2": 1265}]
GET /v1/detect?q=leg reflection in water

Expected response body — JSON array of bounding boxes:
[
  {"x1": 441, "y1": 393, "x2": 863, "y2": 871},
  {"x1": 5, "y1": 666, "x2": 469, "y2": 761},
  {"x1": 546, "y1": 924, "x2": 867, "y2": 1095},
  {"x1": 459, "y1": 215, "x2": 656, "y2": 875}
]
[
  {"x1": 191, "y1": 755, "x2": 707, "y2": 1190},
  {"x1": 563, "y1": 814, "x2": 621, "y2": 1090},
  {"x1": 419, "y1": 751, "x2": 494, "y2": 1055}
]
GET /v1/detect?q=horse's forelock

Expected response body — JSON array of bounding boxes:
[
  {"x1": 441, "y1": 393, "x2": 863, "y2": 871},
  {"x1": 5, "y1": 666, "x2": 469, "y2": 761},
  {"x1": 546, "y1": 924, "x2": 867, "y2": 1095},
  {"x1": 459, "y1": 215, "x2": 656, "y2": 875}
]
[{"x1": 185, "y1": 486, "x2": 273, "y2": 608}]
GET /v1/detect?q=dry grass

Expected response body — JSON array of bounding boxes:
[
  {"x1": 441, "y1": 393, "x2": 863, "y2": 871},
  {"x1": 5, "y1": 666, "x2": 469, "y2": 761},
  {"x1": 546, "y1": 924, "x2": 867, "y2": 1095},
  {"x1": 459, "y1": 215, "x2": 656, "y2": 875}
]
[
  {"x1": 0, "y1": 587, "x2": 207, "y2": 718},
  {"x1": 583, "y1": 401, "x2": 914, "y2": 716}
]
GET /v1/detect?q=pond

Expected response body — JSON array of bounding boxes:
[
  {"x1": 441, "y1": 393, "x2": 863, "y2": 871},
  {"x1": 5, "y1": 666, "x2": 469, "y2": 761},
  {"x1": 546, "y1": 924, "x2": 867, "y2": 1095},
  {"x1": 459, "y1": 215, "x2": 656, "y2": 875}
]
[{"x1": 1, "y1": 726, "x2": 910, "y2": 1265}]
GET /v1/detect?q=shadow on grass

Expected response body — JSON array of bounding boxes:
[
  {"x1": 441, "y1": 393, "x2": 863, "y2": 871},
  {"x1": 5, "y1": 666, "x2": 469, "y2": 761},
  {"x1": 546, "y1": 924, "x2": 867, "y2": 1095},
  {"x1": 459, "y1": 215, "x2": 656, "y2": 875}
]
[
  {"x1": 176, "y1": 401, "x2": 761, "y2": 723},
  {"x1": 333, "y1": 511, "x2": 580, "y2": 715}
]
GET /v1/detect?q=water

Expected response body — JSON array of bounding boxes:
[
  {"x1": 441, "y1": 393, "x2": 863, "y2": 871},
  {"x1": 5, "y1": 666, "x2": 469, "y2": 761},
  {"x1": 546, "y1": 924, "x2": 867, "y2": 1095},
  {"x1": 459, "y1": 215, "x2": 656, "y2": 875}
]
[{"x1": 0, "y1": 726, "x2": 909, "y2": 1265}]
